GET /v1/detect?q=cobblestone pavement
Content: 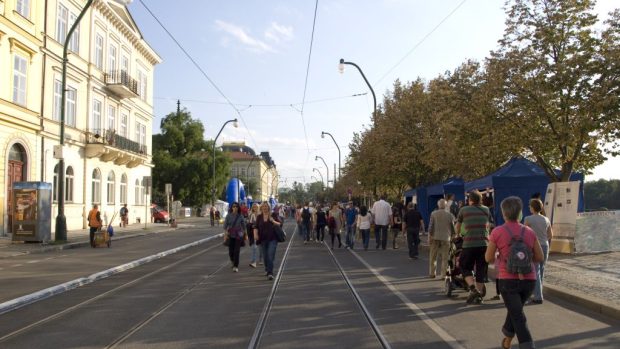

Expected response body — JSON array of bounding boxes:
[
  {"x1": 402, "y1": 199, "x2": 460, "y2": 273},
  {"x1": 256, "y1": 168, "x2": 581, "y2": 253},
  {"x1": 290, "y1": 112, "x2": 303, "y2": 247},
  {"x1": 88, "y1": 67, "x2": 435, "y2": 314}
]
[{"x1": 546, "y1": 251, "x2": 620, "y2": 307}]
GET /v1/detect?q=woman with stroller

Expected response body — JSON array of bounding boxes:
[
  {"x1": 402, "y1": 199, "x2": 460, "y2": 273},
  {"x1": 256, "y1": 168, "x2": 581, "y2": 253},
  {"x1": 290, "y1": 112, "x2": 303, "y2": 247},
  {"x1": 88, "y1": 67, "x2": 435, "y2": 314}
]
[{"x1": 485, "y1": 196, "x2": 543, "y2": 349}]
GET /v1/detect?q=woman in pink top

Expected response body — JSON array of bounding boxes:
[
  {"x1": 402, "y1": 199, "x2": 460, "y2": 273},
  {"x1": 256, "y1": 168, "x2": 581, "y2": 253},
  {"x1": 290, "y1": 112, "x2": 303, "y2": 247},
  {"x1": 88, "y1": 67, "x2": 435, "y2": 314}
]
[{"x1": 486, "y1": 196, "x2": 543, "y2": 349}]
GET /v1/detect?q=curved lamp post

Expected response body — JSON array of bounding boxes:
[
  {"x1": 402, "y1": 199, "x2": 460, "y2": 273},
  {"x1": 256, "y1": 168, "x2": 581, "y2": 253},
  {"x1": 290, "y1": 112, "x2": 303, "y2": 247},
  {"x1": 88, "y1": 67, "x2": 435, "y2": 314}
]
[
  {"x1": 260, "y1": 165, "x2": 273, "y2": 201},
  {"x1": 338, "y1": 58, "x2": 377, "y2": 120},
  {"x1": 312, "y1": 167, "x2": 324, "y2": 187},
  {"x1": 321, "y1": 131, "x2": 340, "y2": 184},
  {"x1": 55, "y1": 0, "x2": 95, "y2": 241},
  {"x1": 315, "y1": 156, "x2": 329, "y2": 189},
  {"x1": 212, "y1": 119, "x2": 238, "y2": 206}
]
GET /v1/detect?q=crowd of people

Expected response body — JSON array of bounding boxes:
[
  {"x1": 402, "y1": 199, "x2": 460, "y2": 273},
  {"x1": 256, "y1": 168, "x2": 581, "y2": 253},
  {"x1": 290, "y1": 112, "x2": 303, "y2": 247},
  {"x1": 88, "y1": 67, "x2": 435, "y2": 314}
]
[{"x1": 218, "y1": 190, "x2": 551, "y2": 349}]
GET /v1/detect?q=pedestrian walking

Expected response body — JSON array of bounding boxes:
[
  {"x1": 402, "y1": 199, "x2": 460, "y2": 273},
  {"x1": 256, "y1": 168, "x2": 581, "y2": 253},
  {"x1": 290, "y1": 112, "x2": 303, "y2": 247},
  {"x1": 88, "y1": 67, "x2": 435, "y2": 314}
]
[
  {"x1": 315, "y1": 204, "x2": 327, "y2": 242},
  {"x1": 403, "y1": 202, "x2": 424, "y2": 259},
  {"x1": 119, "y1": 204, "x2": 128, "y2": 227},
  {"x1": 254, "y1": 202, "x2": 282, "y2": 280},
  {"x1": 209, "y1": 206, "x2": 215, "y2": 227},
  {"x1": 87, "y1": 204, "x2": 102, "y2": 247},
  {"x1": 344, "y1": 201, "x2": 358, "y2": 249},
  {"x1": 391, "y1": 202, "x2": 404, "y2": 249},
  {"x1": 300, "y1": 202, "x2": 312, "y2": 244},
  {"x1": 247, "y1": 203, "x2": 260, "y2": 268},
  {"x1": 223, "y1": 202, "x2": 246, "y2": 273},
  {"x1": 371, "y1": 194, "x2": 392, "y2": 250},
  {"x1": 356, "y1": 205, "x2": 372, "y2": 250},
  {"x1": 524, "y1": 198, "x2": 553, "y2": 304},
  {"x1": 428, "y1": 199, "x2": 455, "y2": 277},
  {"x1": 456, "y1": 190, "x2": 492, "y2": 304},
  {"x1": 486, "y1": 196, "x2": 543, "y2": 349},
  {"x1": 328, "y1": 201, "x2": 343, "y2": 249}
]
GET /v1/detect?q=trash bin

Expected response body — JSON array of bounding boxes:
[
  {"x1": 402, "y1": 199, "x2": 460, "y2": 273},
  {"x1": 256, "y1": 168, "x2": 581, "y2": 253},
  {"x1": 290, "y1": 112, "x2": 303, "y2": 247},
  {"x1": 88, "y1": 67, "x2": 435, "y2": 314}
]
[{"x1": 12, "y1": 182, "x2": 52, "y2": 242}]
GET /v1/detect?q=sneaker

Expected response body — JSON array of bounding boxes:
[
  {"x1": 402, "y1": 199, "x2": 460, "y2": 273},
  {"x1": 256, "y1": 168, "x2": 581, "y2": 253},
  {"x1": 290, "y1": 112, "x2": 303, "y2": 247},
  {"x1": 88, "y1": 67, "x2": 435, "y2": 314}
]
[
  {"x1": 233, "y1": 267, "x2": 238, "y2": 273},
  {"x1": 268, "y1": 274, "x2": 274, "y2": 280},
  {"x1": 249, "y1": 262, "x2": 257, "y2": 268},
  {"x1": 429, "y1": 274, "x2": 436, "y2": 278},
  {"x1": 466, "y1": 289, "x2": 482, "y2": 304},
  {"x1": 490, "y1": 295, "x2": 501, "y2": 301}
]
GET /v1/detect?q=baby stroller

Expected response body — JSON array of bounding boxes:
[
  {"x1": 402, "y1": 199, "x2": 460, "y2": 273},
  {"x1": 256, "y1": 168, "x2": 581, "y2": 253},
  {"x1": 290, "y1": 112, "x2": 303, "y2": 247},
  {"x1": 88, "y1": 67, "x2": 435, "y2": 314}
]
[{"x1": 444, "y1": 236, "x2": 486, "y2": 298}]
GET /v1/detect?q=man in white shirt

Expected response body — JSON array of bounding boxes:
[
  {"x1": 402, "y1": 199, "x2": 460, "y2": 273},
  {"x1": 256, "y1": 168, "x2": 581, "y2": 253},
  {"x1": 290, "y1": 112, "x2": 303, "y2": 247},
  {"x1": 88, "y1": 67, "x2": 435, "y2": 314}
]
[{"x1": 371, "y1": 194, "x2": 392, "y2": 250}]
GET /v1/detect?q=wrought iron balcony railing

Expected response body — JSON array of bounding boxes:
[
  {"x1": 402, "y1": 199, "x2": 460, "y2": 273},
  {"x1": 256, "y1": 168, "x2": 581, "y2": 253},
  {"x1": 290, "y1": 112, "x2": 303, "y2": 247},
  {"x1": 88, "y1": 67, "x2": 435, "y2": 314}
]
[
  {"x1": 87, "y1": 129, "x2": 147, "y2": 155},
  {"x1": 104, "y1": 70, "x2": 139, "y2": 98}
]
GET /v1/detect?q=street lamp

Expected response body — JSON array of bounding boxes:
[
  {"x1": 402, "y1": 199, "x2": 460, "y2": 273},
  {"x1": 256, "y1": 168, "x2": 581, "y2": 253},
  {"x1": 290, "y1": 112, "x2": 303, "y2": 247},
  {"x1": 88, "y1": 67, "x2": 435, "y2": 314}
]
[
  {"x1": 312, "y1": 167, "x2": 324, "y2": 187},
  {"x1": 315, "y1": 156, "x2": 329, "y2": 189},
  {"x1": 55, "y1": 0, "x2": 96, "y2": 241},
  {"x1": 212, "y1": 119, "x2": 238, "y2": 206},
  {"x1": 260, "y1": 166, "x2": 273, "y2": 201},
  {"x1": 321, "y1": 131, "x2": 340, "y2": 184},
  {"x1": 338, "y1": 58, "x2": 377, "y2": 121}
]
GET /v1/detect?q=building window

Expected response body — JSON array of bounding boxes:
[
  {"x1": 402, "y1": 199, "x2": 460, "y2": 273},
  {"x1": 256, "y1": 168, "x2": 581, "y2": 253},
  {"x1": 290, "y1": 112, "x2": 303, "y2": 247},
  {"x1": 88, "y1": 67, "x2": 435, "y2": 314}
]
[
  {"x1": 120, "y1": 113, "x2": 128, "y2": 137},
  {"x1": 107, "y1": 171, "x2": 115, "y2": 204},
  {"x1": 141, "y1": 177, "x2": 147, "y2": 204},
  {"x1": 134, "y1": 179, "x2": 140, "y2": 205},
  {"x1": 56, "y1": 5, "x2": 79, "y2": 52},
  {"x1": 69, "y1": 12, "x2": 79, "y2": 52},
  {"x1": 94, "y1": 33, "x2": 104, "y2": 70},
  {"x1": 92, "y1": 99, "x2": 102, "y2": 133},
  {"x1": 65, "y1": 166, "x2": 74, "y2": 202},
  {"x1": 120, "y1": 174, "x2": 127, "y2": 204},
  {"x1": 92, "y1": 168, "x2": 101, "y2": 204},
  {"x1": 13, "y1": 54, "x2": 27, "y2": 106},
  {"x1": 108, "y1": 44, "x2": 117, "y2": 73},
  {"x1": 135, "y1": 122, "x2": 146, "y2": 145},
  {"x1": 66, "y1": 86, "x2": 76, "y2": 127},
  {"x1": 137, "y1": 68, "x2": 147, "y2": 100},
  {"x1": 53, "y1": 165, "x2": 59, "y2": 202},
  {"x1": 53, "y1": 80, "x2": 76, "y2": 126},
  {"x1": 108, "y1": 106, "x2": 116, "y2": 131},
  {"x1": 16, "y1": 0, "x2": 31, "y2": 18}
]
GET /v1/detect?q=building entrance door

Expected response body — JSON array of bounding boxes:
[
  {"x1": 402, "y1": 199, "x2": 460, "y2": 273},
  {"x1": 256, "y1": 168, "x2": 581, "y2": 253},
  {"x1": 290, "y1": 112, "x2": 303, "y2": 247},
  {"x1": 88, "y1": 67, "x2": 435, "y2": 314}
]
[{"x1": 7, "y1": 144, "x2": 26, "y2": 234}]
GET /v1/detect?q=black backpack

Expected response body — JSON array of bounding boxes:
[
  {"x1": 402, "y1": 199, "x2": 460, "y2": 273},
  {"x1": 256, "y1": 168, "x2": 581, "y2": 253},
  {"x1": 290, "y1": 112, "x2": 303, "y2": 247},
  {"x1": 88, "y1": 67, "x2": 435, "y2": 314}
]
[
  {"x1": 301, "y1": 208, "x2": 311, "y2": 223},
  {"x1": 505, "y1": 225, "x2": 533, "y2": 275}
]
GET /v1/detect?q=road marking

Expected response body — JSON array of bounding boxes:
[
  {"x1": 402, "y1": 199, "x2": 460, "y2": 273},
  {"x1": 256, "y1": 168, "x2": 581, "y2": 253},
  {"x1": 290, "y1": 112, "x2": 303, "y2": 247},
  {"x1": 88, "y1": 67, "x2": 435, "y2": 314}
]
[
  {"x1": 350, "y1": 250, "x2": 465, "y2": 349},
  {"x1": 26, "y1": 260, "x2": 40, "y2": 264},
  {"x1": 11, "y1": 264, "x2": 23, "y2": 268}
]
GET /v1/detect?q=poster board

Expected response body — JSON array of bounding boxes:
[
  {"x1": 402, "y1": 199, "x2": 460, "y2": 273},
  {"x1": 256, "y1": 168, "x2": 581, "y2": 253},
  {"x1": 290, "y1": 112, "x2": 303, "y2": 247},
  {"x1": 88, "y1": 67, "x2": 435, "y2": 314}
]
[{"x1": 545, "y1": 181, "x2": 580, "y2": 253}]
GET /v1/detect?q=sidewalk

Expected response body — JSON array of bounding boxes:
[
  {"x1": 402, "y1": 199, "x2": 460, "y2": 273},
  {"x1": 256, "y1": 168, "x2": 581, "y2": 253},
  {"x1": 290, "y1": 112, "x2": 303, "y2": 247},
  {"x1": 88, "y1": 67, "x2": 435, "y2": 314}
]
[{"x1": 0, "y1": 220, "x2": 182, "y2": 258}]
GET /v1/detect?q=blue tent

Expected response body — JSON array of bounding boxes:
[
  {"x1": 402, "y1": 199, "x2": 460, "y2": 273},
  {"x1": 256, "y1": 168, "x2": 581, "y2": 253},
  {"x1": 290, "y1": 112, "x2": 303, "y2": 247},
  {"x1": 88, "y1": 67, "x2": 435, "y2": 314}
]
[
  {"x1": 464, "y1": 157, "x2": 584, "y2": 225},
  {"x1": 404, "y1": 178, "x2": 465, "y2": 229}
]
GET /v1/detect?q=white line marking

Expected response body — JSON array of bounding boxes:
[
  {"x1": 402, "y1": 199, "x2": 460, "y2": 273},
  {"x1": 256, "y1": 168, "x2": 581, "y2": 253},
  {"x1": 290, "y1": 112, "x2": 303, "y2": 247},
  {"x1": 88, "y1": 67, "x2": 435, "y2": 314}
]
[{"x1": 350, "y1": 250, "x2": 465, "y2": 349}]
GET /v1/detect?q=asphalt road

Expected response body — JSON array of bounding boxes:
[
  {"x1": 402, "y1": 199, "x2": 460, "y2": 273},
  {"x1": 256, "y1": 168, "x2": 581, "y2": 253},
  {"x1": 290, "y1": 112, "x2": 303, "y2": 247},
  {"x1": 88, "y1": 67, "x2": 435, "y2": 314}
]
[{"x1": 0, "y1": 220, "x2": 618, "y2": 348}]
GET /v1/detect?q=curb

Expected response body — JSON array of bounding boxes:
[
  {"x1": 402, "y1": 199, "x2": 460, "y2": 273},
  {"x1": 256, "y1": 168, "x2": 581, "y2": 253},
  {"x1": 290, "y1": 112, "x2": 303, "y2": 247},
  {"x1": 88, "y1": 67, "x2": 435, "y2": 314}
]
[
  {"x1": 0, "y1": 233, "x2": 223, "y2": 315},
  {"x1": 544, "y1": 283, "x2": 620, "y2": 321}
]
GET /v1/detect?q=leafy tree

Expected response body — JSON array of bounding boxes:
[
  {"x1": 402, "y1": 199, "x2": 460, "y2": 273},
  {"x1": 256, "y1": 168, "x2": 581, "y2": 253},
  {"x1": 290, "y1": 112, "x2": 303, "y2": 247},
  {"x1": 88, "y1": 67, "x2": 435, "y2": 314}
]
[
  {"x1": 487, "y1": 0, "x2": 620, "y2": 181},
  {"x1": 584, "y1": 179, "x2": 620, "y2": 210},
  {"x1": 152, "y1": 108, "x2": 231, "y2": 206}
]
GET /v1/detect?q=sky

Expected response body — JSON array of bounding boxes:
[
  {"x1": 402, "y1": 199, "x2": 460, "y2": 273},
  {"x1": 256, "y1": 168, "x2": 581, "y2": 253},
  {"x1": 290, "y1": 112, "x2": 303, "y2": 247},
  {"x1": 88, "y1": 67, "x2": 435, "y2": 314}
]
[{"x1": 126, "y1": 0, "x2": 620, "y2": 188}]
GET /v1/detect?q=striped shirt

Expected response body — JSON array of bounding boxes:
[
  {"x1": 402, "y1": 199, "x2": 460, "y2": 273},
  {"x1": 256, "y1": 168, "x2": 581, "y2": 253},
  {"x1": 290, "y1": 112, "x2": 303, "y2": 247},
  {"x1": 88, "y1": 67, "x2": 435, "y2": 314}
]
[{"x1": 457, "y1": 205, "x2": 491, "y2": 248}]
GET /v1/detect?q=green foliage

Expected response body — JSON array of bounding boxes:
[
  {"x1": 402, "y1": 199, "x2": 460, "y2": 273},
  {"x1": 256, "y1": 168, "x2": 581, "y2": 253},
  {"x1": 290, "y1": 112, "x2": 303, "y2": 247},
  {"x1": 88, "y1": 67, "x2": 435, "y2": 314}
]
[
  {"x1": 152, "y1": 108, "x2": 231, "y2": 206},
  {"x1": 584, "y1": 179, "x2": 620, "y2": 210}
]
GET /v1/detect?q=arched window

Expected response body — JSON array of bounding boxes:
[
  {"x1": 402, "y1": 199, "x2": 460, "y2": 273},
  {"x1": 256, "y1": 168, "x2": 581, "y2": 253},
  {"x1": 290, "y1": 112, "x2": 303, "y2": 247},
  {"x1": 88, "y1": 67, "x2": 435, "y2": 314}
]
[
  {"x1": 135, "y1": 179, "x2": 140, "y2": 205},
  {"x1": 65, "y1": 166, "x2": 74, "y2": 202},
  {"x1": 53, "y1": 164, "x2": 59, "y2": 202},
  {"x1": 107, "y1": 171, "x2": 115, "y2": 204},
  {"x1": 141, "y1": 177, "x2": 147, "y2": 205},
  {"x1": 92, "y1": 169, "x2": 101, "y2": 204},
  {"x1": 120, "y1": 174, "x2": 127, "y2": 204}
]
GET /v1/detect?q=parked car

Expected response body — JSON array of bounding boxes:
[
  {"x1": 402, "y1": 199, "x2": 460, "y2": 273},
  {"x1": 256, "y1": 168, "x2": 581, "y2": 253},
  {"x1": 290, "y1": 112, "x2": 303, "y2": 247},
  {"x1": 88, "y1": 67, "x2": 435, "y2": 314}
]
[{"x1": 151, "y1": 204, "x2": 169, "y2": 223}]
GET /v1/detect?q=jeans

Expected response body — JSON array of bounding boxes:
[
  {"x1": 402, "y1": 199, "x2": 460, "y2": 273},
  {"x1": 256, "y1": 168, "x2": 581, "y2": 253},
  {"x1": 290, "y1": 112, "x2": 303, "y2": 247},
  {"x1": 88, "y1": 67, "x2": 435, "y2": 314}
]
[
  {"x1": 360, "y1": 229, "x2": 370, "y2": 250},
  {"x1": 375, "y1": 225, "x2": 388, "y2": 249},
  {"x1": 406, "y1": 228, "x2": 420, "y2": 257},
  {"x1": 499, "y1": 279, "x2": 536, "y2": 348},
  {"x1": 262, "y1": 239, "x2": 278, "y2": 275},
  {"x1": 346, "y1": 224, "x2": 356, "y2": 248},
  {"x1": 228, "y1": 238, "x2": 242, "y2": 268},
  {"x1": 316, "y1": 224, "x2": 326, "y2": 241},
  {"x1": 533, "y1": 243, "x2": 549, "y2": 301},
  {"x1": 301, "y1": 222, "x2": 311, "y2": 241}
]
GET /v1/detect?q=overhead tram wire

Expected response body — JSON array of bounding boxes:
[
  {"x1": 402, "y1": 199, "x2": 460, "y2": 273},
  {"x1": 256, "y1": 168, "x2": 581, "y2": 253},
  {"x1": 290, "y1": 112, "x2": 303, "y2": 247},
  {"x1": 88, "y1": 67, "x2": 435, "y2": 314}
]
[
  {"x1": 298, "y1": 0, "x2": 320, "y2": 154},
  {"x1": 373, "y1": 0, "x2": 468, "y2": 87},
  {"x1": 153, "y1": 92, "x2": 367, "y2": 108},
  {"x1": 137, "y1": 0, "x2": 258, "y2": 150}
]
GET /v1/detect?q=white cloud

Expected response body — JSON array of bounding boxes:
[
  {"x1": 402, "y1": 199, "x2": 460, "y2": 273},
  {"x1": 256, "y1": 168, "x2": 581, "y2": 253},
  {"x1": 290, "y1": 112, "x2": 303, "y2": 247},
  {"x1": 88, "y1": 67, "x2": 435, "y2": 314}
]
[
  {"x1": 265, "y1": 22, "x2": 294, "y2": 42},
  {"x1": 214, "y1": 20, "x2": 275, "y2": 53}
]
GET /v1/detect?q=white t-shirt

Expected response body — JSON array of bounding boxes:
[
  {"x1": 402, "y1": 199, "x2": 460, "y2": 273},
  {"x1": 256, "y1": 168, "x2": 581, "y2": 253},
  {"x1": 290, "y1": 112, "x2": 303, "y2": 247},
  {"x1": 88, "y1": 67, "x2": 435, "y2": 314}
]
[{"x1": 371, "y1": 200, "x2": 392, "y2": 225}]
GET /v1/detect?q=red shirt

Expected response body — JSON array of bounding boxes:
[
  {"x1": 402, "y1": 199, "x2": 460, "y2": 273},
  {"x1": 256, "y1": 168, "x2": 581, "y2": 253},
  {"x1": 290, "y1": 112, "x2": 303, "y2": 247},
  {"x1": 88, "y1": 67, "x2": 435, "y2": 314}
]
[{"x1": 489, "y1": 222, "x2": 537, "y2": 280}]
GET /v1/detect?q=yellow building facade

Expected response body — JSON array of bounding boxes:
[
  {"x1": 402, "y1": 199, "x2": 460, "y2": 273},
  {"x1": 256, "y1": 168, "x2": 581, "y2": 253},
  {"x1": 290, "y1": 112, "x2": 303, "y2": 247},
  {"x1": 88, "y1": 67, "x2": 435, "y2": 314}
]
[
  {"x1": 223, "y1": 142, "x2": 278, "y2": 202},
  {"x1": 0, "y1": 0, "x2": 160, "y2": 237}
]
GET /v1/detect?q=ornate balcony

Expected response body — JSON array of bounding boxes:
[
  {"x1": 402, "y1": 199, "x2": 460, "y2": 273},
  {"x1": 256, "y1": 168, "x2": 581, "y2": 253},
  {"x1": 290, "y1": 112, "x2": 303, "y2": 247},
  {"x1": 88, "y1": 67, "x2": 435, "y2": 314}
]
[
  {"x1": 85, "y1": 129, "x2": 148, "y2": 168},
  {"x1": 104, "y1": 70, "x2": 139, "y2": 99}
]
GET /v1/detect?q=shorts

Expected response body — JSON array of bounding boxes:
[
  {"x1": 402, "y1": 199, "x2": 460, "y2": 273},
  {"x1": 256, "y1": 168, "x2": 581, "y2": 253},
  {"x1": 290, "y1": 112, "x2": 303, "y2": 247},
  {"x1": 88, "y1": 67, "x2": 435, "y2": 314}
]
[{"x1": 459, "y1": 246, "x2": 487, "y2": 283}]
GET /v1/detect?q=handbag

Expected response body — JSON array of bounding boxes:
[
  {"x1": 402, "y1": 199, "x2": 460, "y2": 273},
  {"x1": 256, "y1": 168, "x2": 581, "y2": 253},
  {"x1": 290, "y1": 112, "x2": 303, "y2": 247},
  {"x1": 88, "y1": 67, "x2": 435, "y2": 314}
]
[
  {"x1": 274, "y1": 224, "x2": 286, "y2": 242},
  {"x1": 224, "y1": 214, "x2": 242, "y2": 246}
]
